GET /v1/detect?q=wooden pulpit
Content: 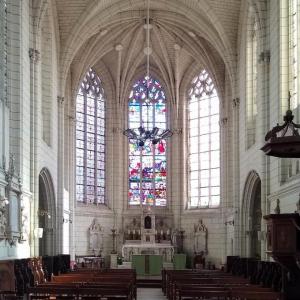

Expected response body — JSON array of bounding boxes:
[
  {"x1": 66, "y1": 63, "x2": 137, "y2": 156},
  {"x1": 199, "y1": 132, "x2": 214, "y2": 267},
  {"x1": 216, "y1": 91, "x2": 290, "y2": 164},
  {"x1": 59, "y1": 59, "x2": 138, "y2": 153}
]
[{"x1": 264, "y1": 213, "x2": 300, "y2": 300}]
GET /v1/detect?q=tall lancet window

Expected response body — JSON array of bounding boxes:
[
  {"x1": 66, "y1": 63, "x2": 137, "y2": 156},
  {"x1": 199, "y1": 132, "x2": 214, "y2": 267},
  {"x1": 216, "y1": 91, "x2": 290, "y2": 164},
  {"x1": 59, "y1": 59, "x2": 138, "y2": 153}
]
[
  {"x1": 76, "y1": 69, "x2": 105, "y2": 204},
  {"x1": 246, "y1": 18, "x2": 258, "y2": 148},
  {"x1": 128, "y1": 76, "x2": 168, "y2": 207},
  {"x1": 188, "y1": 70, "x2": 220, "y2": 208},
  {"x1": 290, "y1": 0, "x2": 298, "y2": 109}
]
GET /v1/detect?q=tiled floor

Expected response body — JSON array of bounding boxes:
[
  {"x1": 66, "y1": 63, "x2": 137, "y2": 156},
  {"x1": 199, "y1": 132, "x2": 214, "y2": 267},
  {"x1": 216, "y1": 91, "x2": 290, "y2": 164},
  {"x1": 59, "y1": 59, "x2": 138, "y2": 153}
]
[{"x1": 137, "y1": 288, "x2": 166, "y2": 299}]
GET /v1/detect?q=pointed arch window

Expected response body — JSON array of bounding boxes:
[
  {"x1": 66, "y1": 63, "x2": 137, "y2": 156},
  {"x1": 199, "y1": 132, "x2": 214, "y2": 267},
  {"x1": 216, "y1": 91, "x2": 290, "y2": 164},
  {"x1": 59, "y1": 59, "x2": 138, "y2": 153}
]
[
  {"x1": 128, "y1": 76, "x2": 168, "y2": 207},
  {"x1": 75, "y1": 69, "x2": 105, "y2": 204},
  {"x1": 289, "y1": 0, "x2": 298, "y2": 109},
  {"x1": 188, "y1": 70, "x2": 220, "y2": 208},
  {"x1": 246, "y1": 17, "x2": 258, "y2": 148}
]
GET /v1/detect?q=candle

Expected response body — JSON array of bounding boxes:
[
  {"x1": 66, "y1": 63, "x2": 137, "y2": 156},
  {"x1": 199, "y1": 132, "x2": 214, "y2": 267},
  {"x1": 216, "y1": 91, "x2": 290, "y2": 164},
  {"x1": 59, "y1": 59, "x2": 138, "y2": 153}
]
[{"x1": 161, "y1": 230, "x2": 163, "y2": 235}]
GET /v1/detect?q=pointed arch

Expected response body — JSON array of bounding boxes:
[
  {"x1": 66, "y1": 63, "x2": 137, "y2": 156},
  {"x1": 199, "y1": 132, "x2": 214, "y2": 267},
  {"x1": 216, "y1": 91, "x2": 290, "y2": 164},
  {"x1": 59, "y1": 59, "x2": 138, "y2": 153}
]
[
  {"x1": 241, "y1": 170, "x2": 262, "y2": 257},
  {"x1": 75, "y1": 68, "x2": 106, "y2": 205},
  {"x1": 187, "y1": 69, "x2": 220, "y2": 208},
  {"x1": 39, "y1": 167, "x2": 56, "y2": 255}
]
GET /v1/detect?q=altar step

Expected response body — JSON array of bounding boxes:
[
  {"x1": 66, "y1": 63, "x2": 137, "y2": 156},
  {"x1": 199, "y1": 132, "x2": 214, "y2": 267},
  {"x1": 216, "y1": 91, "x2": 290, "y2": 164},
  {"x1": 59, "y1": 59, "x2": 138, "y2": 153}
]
[{"x1": 137, "y1": 278, "x2": 162, "y2": 288}]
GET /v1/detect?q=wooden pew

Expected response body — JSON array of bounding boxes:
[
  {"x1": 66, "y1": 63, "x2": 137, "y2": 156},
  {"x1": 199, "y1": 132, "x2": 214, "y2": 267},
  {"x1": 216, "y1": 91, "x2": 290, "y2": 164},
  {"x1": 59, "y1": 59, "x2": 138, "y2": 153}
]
[
  {"x1": 163, "y1": 269, "x2": 283, "y2": 300},
  {"x1": 28, "y1": 269, "x2": 137, "y2": 300}
]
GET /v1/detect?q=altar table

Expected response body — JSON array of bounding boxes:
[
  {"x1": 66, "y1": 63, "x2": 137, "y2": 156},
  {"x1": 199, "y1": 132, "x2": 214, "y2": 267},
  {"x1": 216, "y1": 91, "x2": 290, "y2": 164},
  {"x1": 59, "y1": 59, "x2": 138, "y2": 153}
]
[{"x1": 132, "y1": 254, "x2": 163, "y2": 275}]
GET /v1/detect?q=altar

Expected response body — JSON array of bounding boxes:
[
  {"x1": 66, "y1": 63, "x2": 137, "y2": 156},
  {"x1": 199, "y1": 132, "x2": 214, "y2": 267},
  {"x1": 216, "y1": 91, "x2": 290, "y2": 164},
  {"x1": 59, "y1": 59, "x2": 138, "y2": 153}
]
[
  {"x1": 122, "y1": 209, "x2": 174, "y2": 264},
  {"x1": 122, "y1": 242, "x2": 174, "y2": 262}
]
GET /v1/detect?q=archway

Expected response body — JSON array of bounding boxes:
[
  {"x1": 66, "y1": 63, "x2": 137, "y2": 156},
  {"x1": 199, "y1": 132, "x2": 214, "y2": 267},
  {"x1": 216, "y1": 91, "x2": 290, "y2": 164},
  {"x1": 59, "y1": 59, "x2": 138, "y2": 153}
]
[
  {"x1": 38, "y1": 168, "x2": 56, "y2": 256},
  {"x1": 241, "y1": 171, "x2": 262, "y2": 258}
]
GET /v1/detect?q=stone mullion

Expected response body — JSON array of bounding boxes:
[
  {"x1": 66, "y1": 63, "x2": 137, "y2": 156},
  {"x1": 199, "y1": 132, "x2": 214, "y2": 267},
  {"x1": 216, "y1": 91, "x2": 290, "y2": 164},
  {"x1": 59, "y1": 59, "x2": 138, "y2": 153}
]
[
  {"x1": 83, "y1": 92, "x2": 87, "y2": 203},
  {"x1": 94, "y1": 94, "x2": 98, "y2": 204}
]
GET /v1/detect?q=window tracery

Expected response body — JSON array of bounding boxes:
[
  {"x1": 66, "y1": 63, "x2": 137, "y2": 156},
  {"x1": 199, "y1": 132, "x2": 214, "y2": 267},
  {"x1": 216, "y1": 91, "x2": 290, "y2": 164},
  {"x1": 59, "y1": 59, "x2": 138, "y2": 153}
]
[
  {"x1": 75, "y1": 69, "x2": 105, "y2": 204},
  {"x1": 188, "y1": 70, "x2": 220, "y2": 208}
]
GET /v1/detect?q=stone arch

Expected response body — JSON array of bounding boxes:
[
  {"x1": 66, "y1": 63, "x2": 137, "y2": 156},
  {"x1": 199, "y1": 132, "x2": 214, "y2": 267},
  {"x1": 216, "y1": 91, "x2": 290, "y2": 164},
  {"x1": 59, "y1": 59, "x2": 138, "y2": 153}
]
[
  {"x1": 38, "y1": 168, "x2": 56, "y2": 256},
  {"x1": 241, "y1": 170, "x2": 262, "y2": 258}
]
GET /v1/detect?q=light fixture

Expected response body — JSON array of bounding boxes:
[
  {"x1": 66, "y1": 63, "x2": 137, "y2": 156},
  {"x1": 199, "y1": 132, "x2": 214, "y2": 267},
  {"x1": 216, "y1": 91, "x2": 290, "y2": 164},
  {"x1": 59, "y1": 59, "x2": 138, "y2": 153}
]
[
  {"x1": 261, "y1": 92, "x2": 300, "y2": 158},
  {"x1": 62, "y1": 217, "x2": 73, "y2": 224},
  {"x1": 37, "y1": 209, "x2": 51, "y2": 219},
  {"x1": 123, "y1": 0, "x2": 173, "y2": 147}
]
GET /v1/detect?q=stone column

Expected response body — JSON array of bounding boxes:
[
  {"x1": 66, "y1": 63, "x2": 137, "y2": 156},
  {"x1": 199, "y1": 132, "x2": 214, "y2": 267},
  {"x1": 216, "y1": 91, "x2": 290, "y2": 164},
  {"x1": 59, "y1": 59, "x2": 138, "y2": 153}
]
[
  {"x1": 68, "y1": 115, "x2": 76, "y2": 259},
  {"x1": 171, "y1": 44, "x2": 182, "y2": 230},
  {"x1": 57, "y1": 96, "x2": 65, "y2": 254},
  {"x1": 259, "y1": 50, "x2": 271, "y2": 261},
  {"x1": 220, "y1": 117, "x2": 228, "y2": 263},
  {"x1": 29, "y1": 48, "x2": 40, "y2": 256},
  {"x1": 114, "y1": 44, "x2": 124, "y2": 252},
  {"x1": 232, "y1": 98, "x2": 240, "y2": 255}
]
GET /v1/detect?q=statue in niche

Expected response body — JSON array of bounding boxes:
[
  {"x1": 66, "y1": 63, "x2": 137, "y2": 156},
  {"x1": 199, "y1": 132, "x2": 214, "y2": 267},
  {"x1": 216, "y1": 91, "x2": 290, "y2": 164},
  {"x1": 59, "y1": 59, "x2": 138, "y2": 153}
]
[
  {"x1": 89, "y1": 218, "x2": 104, "y2": 255},
  {"x1": 171, "y1": 228, "x2": 178, "y2": 247},
  {"x1": 194, "y1": 219, "x2": 208, "y2": 254},
  {"x1": 125, "y1": 217, "x2": 141, "y2": 240},
  {"x1": 144, "y1": 216, "x2": 152, "y2": 229},
  {"x1": 0, "y1": 210, "x2": 7, "y2": 237},
  {"x1": 156, "y1": 218, "x2": 170, "y2": 240}
]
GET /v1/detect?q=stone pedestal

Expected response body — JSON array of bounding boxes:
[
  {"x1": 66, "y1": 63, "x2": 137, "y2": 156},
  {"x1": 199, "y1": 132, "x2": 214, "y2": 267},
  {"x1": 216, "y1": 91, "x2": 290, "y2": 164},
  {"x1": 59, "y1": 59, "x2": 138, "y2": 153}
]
[{"x1": 110, "y1": 253, "x2": 118, "y2": 269}]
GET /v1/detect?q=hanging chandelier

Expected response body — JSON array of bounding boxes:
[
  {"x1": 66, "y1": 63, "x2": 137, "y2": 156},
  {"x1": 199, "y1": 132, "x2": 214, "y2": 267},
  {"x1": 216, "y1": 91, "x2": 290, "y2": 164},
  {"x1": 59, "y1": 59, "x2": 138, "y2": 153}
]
[{"x1": 123, "y1": 0, "x2": 173, "y2": 147}]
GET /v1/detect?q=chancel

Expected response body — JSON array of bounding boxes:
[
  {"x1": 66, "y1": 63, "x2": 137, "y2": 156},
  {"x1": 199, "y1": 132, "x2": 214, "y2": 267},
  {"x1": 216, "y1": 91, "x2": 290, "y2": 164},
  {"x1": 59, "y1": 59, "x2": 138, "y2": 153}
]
[{"x1": 1, "y1": 0, "x2": 300, "y2": 299}]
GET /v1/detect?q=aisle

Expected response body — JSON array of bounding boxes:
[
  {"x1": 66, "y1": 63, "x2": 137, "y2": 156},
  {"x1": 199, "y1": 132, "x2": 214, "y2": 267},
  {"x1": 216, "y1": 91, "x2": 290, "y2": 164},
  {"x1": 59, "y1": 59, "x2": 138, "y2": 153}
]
[{"x1": 137, "y1": 288, "x2": 166, "y2": 300}]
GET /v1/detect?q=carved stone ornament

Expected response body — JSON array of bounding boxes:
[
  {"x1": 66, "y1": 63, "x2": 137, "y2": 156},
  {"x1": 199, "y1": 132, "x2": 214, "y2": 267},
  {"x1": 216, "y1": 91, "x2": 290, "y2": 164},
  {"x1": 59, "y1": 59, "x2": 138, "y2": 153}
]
[
  {"x1": 194, "y1": 219, "x2": 208, "y2": 254},
  {"x1": 274, "y1": 199, "x2": 281, "y2": 214},
  {"x1": 0, "y1": 195, "x2": 9, "y2": 239},
  {"x1": 89, "y1": 218, "x2": 104, "y2": 255},
  {"x1": 2, "y1": 154, "x2": 24, "y2": 245},
  {"x1": 3, "y1": 154, "x2": 15, "y2": 184}
]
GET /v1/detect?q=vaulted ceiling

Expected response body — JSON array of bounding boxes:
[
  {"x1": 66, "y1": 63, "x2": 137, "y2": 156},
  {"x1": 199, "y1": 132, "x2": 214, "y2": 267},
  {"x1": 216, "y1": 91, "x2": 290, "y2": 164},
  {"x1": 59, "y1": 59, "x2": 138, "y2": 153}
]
[{"x1": 36, "y1": 0, "x2": 242, "y2": 101}]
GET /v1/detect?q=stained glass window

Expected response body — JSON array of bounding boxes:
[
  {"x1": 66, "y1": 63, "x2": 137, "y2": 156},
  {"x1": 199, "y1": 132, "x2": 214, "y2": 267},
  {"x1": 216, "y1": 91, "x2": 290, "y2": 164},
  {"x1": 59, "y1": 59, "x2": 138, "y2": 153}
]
[
  {"x1": 188, "y1": 70, "x2": 220, "y2": 208},
  {"x1": 76, "y1": 68, "x2": 105, "y2": 204},
  {"x1": 289, "y1": 0, "x2": 298, "y2": 109},
  {"x1": 246, "y1": 18, "x2": 258, "y2": 148},
  {"x1": 128, "y1": 76, "x2": 167, "y2": 206}
]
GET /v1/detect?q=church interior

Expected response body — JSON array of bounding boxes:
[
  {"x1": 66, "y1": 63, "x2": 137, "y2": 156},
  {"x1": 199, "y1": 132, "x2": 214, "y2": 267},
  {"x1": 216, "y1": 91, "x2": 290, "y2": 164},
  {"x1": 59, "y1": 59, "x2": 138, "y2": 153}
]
[{"x1": 1, "y1": 0, "x2": 300, "y2": 299}]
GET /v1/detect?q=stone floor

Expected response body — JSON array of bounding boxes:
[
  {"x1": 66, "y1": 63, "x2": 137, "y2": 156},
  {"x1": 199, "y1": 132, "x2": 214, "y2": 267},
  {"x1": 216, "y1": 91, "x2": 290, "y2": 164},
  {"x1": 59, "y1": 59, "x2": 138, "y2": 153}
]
[{"x1": 137, "y1": 288, "x2": 166, "y2": 300}]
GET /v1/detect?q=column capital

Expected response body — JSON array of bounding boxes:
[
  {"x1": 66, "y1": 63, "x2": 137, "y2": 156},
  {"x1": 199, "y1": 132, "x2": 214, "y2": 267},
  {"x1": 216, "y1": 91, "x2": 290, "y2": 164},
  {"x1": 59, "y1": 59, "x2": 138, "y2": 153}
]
[
  {"x1": 112, "y1": 127, "x2": 122, "y2": 133},
  {"x1": 232, "y1": 98, "x2": 240, "y2": 109},
  {"x1": 258, "y1": 50, "x2": 270, "y2": 64},
  {"x1": 57, "y1": 96, "x2": 65, "y2": 105},
  {"x1": 29, "y1": 48, "x2": 40, "y2": 63},
  {"x1": 220, "y1": 117, "x2": 228, "y2": 127},
  {"x1": 173, "y1": 128, "x2": 183, "y2": 135}
]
